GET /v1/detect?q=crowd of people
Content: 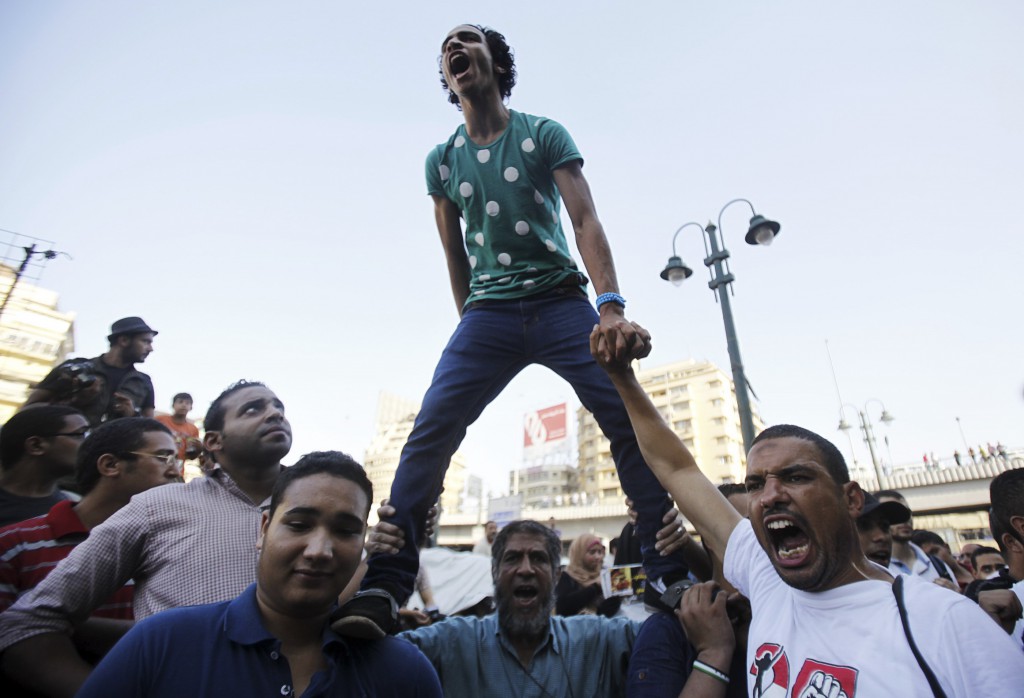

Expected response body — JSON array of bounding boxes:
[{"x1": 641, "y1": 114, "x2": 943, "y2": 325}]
[{"x1": 0, "y1": 21, "x2": 1021, "y2": 698}]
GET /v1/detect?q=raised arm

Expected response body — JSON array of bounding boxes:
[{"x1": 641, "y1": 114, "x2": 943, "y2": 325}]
[
  {"x1": 553, "y1": 161, "x2": 648, "y2": 362},
  {"x1": 431, "y1": 193, "x2": 471, "y2": 316},
  {"x1": 590, "y1": 328, "x2": 741, "y2": 560}
]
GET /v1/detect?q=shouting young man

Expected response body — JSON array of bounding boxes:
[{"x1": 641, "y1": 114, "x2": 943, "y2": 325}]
[{"x1": 335, "y1": 24, "x2": 687, "y2": 637}]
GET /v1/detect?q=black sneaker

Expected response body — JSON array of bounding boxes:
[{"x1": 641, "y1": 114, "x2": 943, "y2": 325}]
[
  {"x1": 331, "y1": 589, "x2": 399, "y2": 639},
  {"x1": 644, "y1": 576, "x2": 694, "y2": 613}
]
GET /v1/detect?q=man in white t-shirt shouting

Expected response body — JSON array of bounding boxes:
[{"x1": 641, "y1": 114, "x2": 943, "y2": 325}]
[{"x1": 591, "y1": 326, "x2": 1023, "y2": 696}]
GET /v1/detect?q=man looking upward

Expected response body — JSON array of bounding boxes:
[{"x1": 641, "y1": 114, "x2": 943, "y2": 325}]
[
  {"x1": 0, "y1": 381, "x2": 293, "y2": 696},
  {"x1": 335, "y1": 24, "x2": 687, "y2": 637}
]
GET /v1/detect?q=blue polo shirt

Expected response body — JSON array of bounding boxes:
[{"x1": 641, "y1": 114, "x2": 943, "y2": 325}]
[{"x1": 78, "y1": 583, "x2": 441, "y2": 697}]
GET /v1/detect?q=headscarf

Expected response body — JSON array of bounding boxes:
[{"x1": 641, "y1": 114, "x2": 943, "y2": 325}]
[{"x1": 565, "y1": 533, "x2": 604, "y2": 587}]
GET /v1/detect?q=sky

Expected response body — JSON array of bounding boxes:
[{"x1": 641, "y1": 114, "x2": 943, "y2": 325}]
[{"x1": 1, "y1": 1, "x2": 1021, "y2": 494}]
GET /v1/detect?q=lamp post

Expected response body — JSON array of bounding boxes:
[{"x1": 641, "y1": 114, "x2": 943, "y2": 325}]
[
  {"x1": 838, "y1": 399, "x2": 894, "y2": 486},
  {"x1": 660, "y1": 199, "x2": 780, "y2": 453}
]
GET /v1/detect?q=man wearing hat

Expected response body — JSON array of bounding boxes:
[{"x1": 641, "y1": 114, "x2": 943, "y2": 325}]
[
  {"x1": 24, "y1": 317, "x2": 158, "y2": 426},
  {"x1": 855, "y1": 491, "x2": 910, "y2": 569}
]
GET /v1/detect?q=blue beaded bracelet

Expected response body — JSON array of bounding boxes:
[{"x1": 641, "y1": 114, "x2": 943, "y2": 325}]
[{"x1": 595, "y1": 292, "x2": 626, "y2": 310}]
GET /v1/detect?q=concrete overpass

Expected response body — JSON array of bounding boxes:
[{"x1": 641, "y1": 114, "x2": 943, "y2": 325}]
[{"x1": 436, "y1": 456, "x2": 1023, "y2": 549}]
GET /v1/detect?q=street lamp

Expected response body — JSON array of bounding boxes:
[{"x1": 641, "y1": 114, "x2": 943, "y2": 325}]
[
  {"x1": 659, "y1": 199, "x2": 781, "y2": 453},
  {"x1": 838, "y1": 399, "x2": 894, "y2": 485}
]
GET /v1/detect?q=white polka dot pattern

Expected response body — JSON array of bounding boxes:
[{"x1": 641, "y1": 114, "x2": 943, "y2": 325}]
[
  {"x1": 459, "y1": 182, "x2": 473, "y2": 198},
  {"x1": 503, "y1": 167, "x2": 519, "y2": 182},
  {"x1": 477, "y1": 150, "x2": 490, "y2": 163},
  {"x1": 515, "y1": 221, "x2": 529, "y2": 235},
  {"x1": 486, "y1": 201, "x2": 500, "y2": 217},
  {"x1": 497, "y1": 253, "x2": 512, "y2": 266}
]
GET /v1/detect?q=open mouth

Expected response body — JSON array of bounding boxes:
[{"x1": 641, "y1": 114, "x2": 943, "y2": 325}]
[
  {"x1": 449, "y1": 53, "x2": 470, "y2": 78},
  {"x1": 513, "y1": 585, "x2": 539, "y2": 605},
  {"x1": 765, "y1": 516, "x2": 811, "y2": 567}
]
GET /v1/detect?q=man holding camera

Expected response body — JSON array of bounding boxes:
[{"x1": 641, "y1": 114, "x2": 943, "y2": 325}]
[{"x1": 23, "y1": 317, "x2": 158, "y2": 426}]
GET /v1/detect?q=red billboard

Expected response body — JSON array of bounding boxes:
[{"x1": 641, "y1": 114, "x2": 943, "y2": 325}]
[{"x1": 523, "y1": 403, "x2": 567, "y2": 447}]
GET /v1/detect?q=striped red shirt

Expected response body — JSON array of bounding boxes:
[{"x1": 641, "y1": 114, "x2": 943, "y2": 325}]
[{"x1": 0, "y1": 500, "x2": 133, "y2": 618}]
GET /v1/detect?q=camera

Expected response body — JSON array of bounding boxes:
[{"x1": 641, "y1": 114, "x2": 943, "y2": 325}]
[{"x1": 62, "y1": 360, "x2": 99, "y2": 390}]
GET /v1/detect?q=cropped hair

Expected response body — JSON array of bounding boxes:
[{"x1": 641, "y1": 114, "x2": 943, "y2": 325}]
[
  {"x1": 989, "y1": 511, "x2": 1014, "y2": 554},
  {"x1": 0, "y1": 405, "x2": 84, "y2": 467},
  {"x1": 172, "y1": 393, "x2": 193, "y2": 403},
  {"x1": 718, "y1": 483, "x2": 749, "y2": 499},
  {"x1": 204, "y1": 380, "x2": 266, "y2": 433},
  {"x1": 268, "y1": 451, "x2": 372, "y2": 520},
  {"x1": 750, "y1": 424, "x2": 849, "y2": 485},
  {"x1": 490, "y1": 520, "x2": 561, "y2": 581},
  {"x1": 971, "y1": 545, "x2": 1004, "y2": 569},
  {"x1": 910, "y1": 529, "x2": 947, "y2": 550},
  {"x1": 439, "y1": 25, "x2": 516, "y2": 109},
  {"x1": 76, "y1": 418, "x2": 172, "y2": 494},
  {"x1": 989, "y1": 468, "x2": 1024, "y2": 549}
]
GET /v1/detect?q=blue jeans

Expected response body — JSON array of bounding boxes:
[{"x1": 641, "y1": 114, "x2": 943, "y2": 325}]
[{"x1": 361, "y1": 289, "x2": 687, "y2": 601}]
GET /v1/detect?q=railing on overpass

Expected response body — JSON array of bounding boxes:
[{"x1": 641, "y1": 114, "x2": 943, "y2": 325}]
[
  {"x1": 851, "y1": 455, "x2": 1022, "y2": 493},
  {"x1": 438, "y1": 455, "x2": 1023, "y2": 543}
]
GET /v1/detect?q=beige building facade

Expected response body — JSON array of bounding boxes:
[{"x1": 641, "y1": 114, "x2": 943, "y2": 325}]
[
  {"x1": 0, "y1": 264, "x2": 75, "y2": 423},
  {"x1": 363, "y1": 391, "x2": 467, "y2": 523},
  {"x1": 577, "y1": 358, "x2": 763, "y2": 501}
]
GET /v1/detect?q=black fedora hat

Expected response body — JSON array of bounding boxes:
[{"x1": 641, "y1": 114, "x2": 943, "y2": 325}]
[{"x1": 108, "y1": 317, "x2": 158, "y2": 342}]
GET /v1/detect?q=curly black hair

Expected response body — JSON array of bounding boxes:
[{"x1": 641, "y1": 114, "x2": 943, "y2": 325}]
[{"x1": 438, "y1": 24, "x2": 517, "y2": 110}]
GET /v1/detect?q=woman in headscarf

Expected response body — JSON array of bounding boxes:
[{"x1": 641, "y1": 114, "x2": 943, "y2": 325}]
[{"x1": 555, "y1": 534, "x2": 621, "y2": 617}]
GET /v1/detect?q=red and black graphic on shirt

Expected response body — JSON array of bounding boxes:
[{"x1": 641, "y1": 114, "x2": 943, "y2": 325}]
[
  {"x1": 792, "y1": 660, "x2": 858, "y2": 698},
  {"x1": 750, "y1": 643, "x2": 789, "y2": 698}
]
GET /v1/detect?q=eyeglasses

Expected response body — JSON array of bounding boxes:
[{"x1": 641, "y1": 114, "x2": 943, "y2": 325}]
[
  {"x1": 127, "y1": 451, "x2": 179, "y2": 467},
  {"x1": 46, "y1": 430, "x2": 91, "y2": 439}
]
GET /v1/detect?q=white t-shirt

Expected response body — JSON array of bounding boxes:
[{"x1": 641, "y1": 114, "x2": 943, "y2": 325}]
[
  {"x1": 1012, "y1": 579, "x2": 1024, "y2": 650},
  {"x1": 724, "y1": 520, "x2": 1024, "y2": 697}
]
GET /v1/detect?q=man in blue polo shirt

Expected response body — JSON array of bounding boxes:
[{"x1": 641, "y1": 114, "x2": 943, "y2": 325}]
[{"x1": 76, "y1": 452, "x2": 441, "y2": 697}]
